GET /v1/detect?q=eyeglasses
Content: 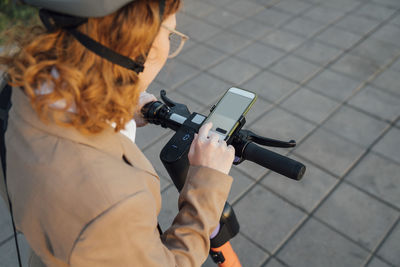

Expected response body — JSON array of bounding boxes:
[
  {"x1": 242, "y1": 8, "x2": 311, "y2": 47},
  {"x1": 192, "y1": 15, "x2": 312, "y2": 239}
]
[{"x1": 162, "y1": 25, "x2": 189, "y2": 59}]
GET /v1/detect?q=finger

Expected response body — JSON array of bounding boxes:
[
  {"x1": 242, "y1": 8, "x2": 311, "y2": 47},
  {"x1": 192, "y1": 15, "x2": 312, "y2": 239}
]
[
  {"x1": 192, "y1": 133, "x2": 202, "y2": 144},
  {"x1": 227, "y1": 145, "x2": 235, "y2": 153},
  {"x1": 209, "y1": 133, "x2": 220, "y2": 144},
  {"x1": 198, "y1": 122, "x2": 213, "y2": 140},
  {"x1": 189, "y1": 134, "x2": 198, "y2": 157},
  {"x1": 138, "y1": 92, "x2": 157, "y2": 106},
  {"x1": 191, "y1": 133, "x2": 199, "y2": 147}
]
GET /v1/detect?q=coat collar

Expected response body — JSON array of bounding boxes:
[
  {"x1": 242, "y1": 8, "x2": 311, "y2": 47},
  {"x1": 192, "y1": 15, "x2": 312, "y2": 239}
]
[{"x1": 11, "y1": 87, "x2": 157, "y2": 177}]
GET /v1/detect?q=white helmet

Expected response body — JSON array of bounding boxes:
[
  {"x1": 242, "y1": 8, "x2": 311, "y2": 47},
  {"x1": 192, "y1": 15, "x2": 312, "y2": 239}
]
[{"x1": 22, "y1": 0, "x2": 167, "y2": 73}]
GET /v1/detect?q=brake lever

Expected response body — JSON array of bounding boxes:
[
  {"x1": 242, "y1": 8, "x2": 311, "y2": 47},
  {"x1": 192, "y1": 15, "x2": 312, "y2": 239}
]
[
  {"x1": 247, "y1": 131, "x2": 296, "y2": 148},
  {"x1": 160, "y1": 90, "x2": 191, "y2": 118}
]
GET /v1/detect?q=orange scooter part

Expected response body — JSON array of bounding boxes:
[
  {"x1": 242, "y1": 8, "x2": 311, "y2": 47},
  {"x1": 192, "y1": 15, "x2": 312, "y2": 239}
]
[{"x1": 210, "y1": 241, "x2": 242, "y2": 267}]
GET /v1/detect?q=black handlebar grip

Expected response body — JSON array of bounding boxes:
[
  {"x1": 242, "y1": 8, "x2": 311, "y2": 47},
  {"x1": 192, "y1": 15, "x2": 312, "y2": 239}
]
[{"x1": 242, "y1": 143, "x2": 306, "y2": 180}]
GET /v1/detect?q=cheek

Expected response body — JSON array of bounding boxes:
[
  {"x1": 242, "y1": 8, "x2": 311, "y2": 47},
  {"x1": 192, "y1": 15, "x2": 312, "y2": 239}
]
[
  {"x1": 159, "y1": 34, "x2": 170, "y2": 63},
  {"x1": 137, "y1": 37, "x2": 169, "y2": 90}
]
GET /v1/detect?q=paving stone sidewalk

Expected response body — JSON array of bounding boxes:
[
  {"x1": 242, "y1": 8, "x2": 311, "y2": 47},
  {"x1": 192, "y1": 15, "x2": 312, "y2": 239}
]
[{"x1": 1, "y1": 0, "x2": 400, "y2": 266}]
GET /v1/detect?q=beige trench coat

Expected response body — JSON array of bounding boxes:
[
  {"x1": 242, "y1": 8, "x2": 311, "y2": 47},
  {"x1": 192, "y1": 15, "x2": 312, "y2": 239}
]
[{"x1": 0, "y1": 87, "x2": 233, "y2": 266}]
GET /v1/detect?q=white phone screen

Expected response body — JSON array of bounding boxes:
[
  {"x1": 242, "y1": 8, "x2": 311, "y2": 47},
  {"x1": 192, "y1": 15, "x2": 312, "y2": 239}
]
[{"x1": 206, "y1": 88, "x2": 255, "y2": 140}]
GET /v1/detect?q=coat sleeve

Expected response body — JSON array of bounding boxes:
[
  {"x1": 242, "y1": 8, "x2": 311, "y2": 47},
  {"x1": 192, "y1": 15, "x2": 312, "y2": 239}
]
[{"x1": 69, "y1": 166, "x2": 233, "y2": 267}]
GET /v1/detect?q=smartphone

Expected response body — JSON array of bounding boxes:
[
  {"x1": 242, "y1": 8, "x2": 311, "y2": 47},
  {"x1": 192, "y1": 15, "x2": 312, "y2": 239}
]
[{"x1": 204, "y1": 87, "x2": 257, "y2": 141}]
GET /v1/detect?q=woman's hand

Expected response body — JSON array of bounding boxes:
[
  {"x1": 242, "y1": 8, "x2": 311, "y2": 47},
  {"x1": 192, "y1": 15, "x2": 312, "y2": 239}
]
[
  {"x1": 188, "y1": 122, "x2": 235, "y2": 175},
  {"x1": 134, "y1": 92, "x2": 157, "y2": 127}
]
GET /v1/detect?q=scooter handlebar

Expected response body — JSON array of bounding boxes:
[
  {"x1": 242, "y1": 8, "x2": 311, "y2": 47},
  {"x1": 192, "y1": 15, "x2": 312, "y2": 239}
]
[{"x1": 242, "y1": 142, "x2": 305, "y2": 180}]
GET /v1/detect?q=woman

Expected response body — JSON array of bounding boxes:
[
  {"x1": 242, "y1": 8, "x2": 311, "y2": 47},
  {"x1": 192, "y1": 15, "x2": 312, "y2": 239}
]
[{"x1": 0, "y1": 0, "x2": 235, "y2": 266}]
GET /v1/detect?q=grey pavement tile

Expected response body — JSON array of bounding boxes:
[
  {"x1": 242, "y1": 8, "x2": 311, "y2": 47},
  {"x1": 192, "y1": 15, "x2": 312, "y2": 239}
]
[
  {"x1": 348, "y1": 85, "x2": 400, "y2": 122},
  {"x1": 234, "y1": 185, "x2": 306, "y2": 252},
  {"x1": 320, "y1": 0, "x2": 363, "y2": 11},
  {"x1": 350, "y1": 37, "x2": 400, "y2": 67},
  {"x1": 249, "y1": 0, "x2": 281, "y2": 7},
  {"x1": 146, "y1": 81, "x2": 165, "y2": 94},
  {"x1": 158, "y1": 185, "x2": 179, "y2": 230},
  {"x1": 252, "y1": 8, "x2": 293, "y2": 27},
  {"x1": 372, "y1": 127, "x2": 400, "y2": 164},
  {"x1": 294, "y1": 128, "x2": 365, "y2": 177},
  {"x1": 302, "y1": 6, "x2": 345, "y2": 24},
  {"x1": 236, "y1": 42, "x2": 285, "y2": 69},
  {"x1": 203, "y1": 0, "x2": 236, "y2": 6},
  {"x1": 205, "y1": 31, "x2": 252, "y2": 54},
  {"x1": 181, "y1": 0, "x2": 217, "y2": 18},
  {"x1": 377, "y1": 221, "x2": 400, "y2": 266},
  {"x1": 178, "y1": 43, "x2": 228, "y2": 70},
  {"x1": 0, "y1": 199, "x2": 12, "y2": 243},
  {"x1": 281, "y1": 87, "x2": 339, "y2": 123},
  {"x1": 231, "y1": 234, "x2": 270, "y2": 267},
  {"x1": 315, "y1": 183, "x2": 399, "y2": 250},
  {"x1": 346, "y1": 152, "x2": 400, "y2": 210},
  {"x1": 234, "y1": 160, "x2": 270, "y2": 182},
  {"x1": 225, "y1": 0, "x2": 265, "y2": 17},
  {"x1": 261, "y1": 155, "x2": 338, "y2": 212},
  {"x1": 250, "y1": 107, "x2": 316, "y2": 144},
  {"x1": 354, "y1": 2, "x2": 397, "y2": 22},
  {"x1": 208, "y1": 57, "x2": 261, "y2": 85},
  {"x1": 227, "y1": 168, "x2": 255, "y2": 203},
  {"x1": 269, "y1": 55, "x2": 321, "y2": 83},
  {"x1": 261, "y1": 30, "x2": 306, "y2": 52},
  {"x1": 367, "y1": 257, "x2": 393, "y2": 267},
  {"x1": 178, "y1": 38, "x2": 196, "y2": 55},
  {"x1": 245, "y1": 97, "x2": 273, "y2": 126},
  {"x1": 242, "y1": 70, "x2": 299, "y2": 103},
  {"x1": 372, "y1": 24, "x2": 400, "y2": 48},
  {"x1": 391, "y1": 57, "x2": 400, "y2": 72},
  {"x1": 277, "y1": 218, "x2": 369, "y2": 267},
  {"x1": 283, "y1": 17, "x2": 326, "y2": 38},
  {"x1": 158, "y1": 174, "x2": 172, "y2": 192},
  {"x1": 136, "y1": 124, "x2": 171, "y2": 150},
  {"x1": 293, "y1": 40, "x2": 343, "y2": 66},
  {"x1": 306, "y1": 69, "x2": 361, "y2": 102},
  {"x1": 330, "y1": 53, "x2": 380, "y2": 81},
  {"x1": 165, "y1": 90, "x2": 206, "y2": 114},
  {"x1": 0, "y1": 234, "x2": 31, "y2": 267},
  {"x1": 272, "y1": 0, "x2": 312, "y2": 15},
  {"x1": 391, "y1": 14, "x2": 400, "y2": 27},
  {"x1": 176, "y1": 72, "x2": 229, "y2": 107},
  {"x1": 334, "y1": 14, "x2": 381, "y2": 35},
  {"x1": 323, "y1": 105, "x2": 389, "y2": 147},
  {"x1": 155, "y1": 60, "x2": 199, "y2": 90},
  {"x1": 315, "y1": 26, "x2": 363, "y2": 50},
  {"x1": 177, "y1": 14, "x2": 221, "y2": 43},
  {"x1": 176, "y1": 12, "x2": 192, "y2": 26},
  {"x1": 229, "y1": 18, "x2": 273, "y2": 39},
  {"x1": 262, "y1": 258, "x2": 286, "y2": 267},
  {"x1": 203, "y1": 10, "x2": 244, "y2": 29},
  {"x1": 372, "y1": 69, "x2": 400, "y2": 96},
  {"x1": 371, "y1": 0, "x2": 400, "y2": 8}
]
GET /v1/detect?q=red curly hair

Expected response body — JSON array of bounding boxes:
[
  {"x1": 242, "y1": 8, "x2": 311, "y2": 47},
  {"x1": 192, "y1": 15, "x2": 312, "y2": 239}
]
[{"x1": 0, "y1": 0, "x2": 181, "y2": 134}]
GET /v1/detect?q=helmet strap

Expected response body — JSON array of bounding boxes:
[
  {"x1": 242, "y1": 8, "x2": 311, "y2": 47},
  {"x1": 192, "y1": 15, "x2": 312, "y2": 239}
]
[
  {"x1": 39, "y1": 9, "x2": 145, "y2": 74},
  {"x1": 159, "y1": 0, "x2": 166, "y2": 21}
]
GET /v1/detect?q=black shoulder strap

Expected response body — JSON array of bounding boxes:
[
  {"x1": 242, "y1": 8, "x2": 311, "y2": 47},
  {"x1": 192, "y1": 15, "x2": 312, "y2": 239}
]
[
  {"x1": 0, "y1": 80, "x2": 12, "y2": 175},
  {"x1": 0, "y1": 80, "x2": 22, "y2": 267}
]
